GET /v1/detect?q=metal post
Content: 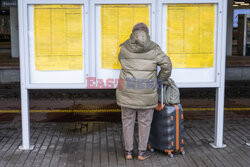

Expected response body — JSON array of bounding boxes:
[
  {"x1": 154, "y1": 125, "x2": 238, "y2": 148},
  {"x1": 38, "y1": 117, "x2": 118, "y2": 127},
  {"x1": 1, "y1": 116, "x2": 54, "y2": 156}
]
[
  {"x1": 18, "y1": 86, "x2": 34, "y2": 150},
  {"x1": 210, "y1": 87, "x2": 226, "y2": 148},
  {"x1": 18, "y1": 0, "x2": 33, "y2": 150},
  {"x1": 210, "y1": 0, "x2": 228, "y2": 149}
]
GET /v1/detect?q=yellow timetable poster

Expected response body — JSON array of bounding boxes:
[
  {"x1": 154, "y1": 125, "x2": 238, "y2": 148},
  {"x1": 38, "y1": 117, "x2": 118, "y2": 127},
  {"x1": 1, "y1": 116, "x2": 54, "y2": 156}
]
[
  {"x1": 166, "y1": 4, "x2": 215, "y2": 68},
  {"x1": 101, "y1": 5, "x2": 149, "y2": 69},
  {"x1": 34, "y1": 5, "x2": 83, "y2": 71}
]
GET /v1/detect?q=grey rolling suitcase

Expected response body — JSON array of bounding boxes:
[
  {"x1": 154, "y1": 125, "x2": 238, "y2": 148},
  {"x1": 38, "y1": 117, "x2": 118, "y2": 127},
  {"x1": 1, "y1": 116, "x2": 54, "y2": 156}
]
[{"x1": 148, "y1": 85, "x2": 185, "y2": 157}]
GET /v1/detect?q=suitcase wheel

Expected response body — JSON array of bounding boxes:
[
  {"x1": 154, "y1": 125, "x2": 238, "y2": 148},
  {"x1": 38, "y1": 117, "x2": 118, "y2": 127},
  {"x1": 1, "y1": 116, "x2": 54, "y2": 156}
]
[
  {"x1": 180, "y1": 150, "x2": 185, "y2": 155},
  {"x1": 149, "y1": 148, "x2": 155, "y2": 152},
  {"x1": 147, "y1": 144, "x2": 155, "y2": 152},
  {"x1": 169, "y1": 153, "x2": 174, "y2": 158},
  {"x1": 165, "y1": 150, "x2": 174, "y2": 158}
]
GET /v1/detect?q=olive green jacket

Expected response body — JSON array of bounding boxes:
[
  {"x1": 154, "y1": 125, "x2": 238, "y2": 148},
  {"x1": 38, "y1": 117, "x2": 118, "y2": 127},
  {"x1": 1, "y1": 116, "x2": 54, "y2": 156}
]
[{"x1": 116, "y1": 31, "x2": 172, "y2": 109}]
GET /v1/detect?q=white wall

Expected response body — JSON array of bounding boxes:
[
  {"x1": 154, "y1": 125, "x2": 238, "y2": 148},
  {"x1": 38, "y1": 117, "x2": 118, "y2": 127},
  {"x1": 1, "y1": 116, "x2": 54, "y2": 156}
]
[
  {"x1": 10, "y1": 7, "x2": 19, "y2": 58},
  {"x1": 226, "y1": 0, "x2": 233, "y2": 56}
]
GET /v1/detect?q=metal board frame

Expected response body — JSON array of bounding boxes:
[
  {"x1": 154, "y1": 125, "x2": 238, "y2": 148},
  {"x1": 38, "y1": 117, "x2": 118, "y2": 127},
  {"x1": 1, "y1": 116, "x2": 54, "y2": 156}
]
[
  {"x1": 90, "y1": 0, "x2": 156, "y2": 86},
  {"x1": 18, "y1": 0, "x2": 89, "y2": 150},
  {"x1": 24, "y1": 0, "x2": 90, "y2": 89},
  {"x1": 158, "y1": 0, "x2": 227, "y2": 148},
  {"x1": 157, "y1": 0, "x2": 222, "y2": 88},
  {"x1": 18, "y1": 0, "x2": 228, "y2": 150}
]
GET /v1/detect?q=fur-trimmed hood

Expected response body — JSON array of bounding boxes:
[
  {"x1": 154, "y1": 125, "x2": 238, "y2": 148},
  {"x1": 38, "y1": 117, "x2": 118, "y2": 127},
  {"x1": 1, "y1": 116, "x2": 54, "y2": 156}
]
[{"x1": 120, "y1": 30, "x2": 157, "y2": 53}]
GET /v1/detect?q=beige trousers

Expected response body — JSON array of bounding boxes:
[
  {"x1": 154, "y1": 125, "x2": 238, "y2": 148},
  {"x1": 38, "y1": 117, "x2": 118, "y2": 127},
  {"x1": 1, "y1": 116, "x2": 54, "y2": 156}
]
[{"x1": 121, "y1": 107, "x2": 154, "y2": 151}]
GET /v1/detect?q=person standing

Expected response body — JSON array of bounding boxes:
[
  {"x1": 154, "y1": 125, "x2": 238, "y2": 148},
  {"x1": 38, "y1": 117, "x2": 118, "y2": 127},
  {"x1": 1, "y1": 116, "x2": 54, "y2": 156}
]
[{"x1": 116, "y1": 23, "x2": 172, "y2": 160}]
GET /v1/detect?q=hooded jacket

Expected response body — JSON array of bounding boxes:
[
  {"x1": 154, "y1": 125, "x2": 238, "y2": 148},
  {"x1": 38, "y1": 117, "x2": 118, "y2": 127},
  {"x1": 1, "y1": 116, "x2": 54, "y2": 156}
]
[{"x1": 116, "y1": 30, "x2": 172, "y2": 109}]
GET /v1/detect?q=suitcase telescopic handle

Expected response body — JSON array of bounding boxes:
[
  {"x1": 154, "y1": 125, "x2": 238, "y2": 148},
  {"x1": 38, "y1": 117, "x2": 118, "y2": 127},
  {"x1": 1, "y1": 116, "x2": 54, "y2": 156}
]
[
  {"x1": 161, "y1": 84, "x2": 164, "y2": 108},
  {"x1": 161, "y1": 84, "x2": 167, "y2": 108}
]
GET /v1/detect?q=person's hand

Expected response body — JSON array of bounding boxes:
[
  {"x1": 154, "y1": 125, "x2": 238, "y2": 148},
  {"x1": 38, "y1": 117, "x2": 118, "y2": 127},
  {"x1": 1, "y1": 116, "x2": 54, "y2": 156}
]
[
  {"x1": 157, "y1": 78, "x2": 169, "y2": 88},
  {"x1": 157, "y1": 78, "x2": 163, "y2": 88}
]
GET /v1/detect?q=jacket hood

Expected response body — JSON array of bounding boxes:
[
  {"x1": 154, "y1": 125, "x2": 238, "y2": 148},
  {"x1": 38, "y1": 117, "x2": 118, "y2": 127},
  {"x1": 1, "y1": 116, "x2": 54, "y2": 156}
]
[{"x1": 120, "y1": 30, "x2": 157, "y2": 53}]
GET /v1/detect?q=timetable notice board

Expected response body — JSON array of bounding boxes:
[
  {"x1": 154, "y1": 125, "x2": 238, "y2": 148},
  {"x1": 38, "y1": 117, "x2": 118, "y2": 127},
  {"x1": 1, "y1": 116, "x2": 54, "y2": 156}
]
[
  {"x1": 101, "y1": 5, "x2": 149, "y2": 69},
  {"x1": 166, "y1": 4, "x2": 215, "y2": 68},
  {"x1": 34, "y1": 5, "x2": 83, "y2": 71}
]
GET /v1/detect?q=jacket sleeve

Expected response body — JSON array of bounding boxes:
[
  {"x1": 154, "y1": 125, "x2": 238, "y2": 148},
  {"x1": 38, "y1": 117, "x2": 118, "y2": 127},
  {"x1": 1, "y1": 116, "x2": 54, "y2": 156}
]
[
  {"x1": 118, "y1": 47, "x2": 122, "y2": 62},
  {"x1": 155, "y1": 46, "x2": 172, "y2": 81}
]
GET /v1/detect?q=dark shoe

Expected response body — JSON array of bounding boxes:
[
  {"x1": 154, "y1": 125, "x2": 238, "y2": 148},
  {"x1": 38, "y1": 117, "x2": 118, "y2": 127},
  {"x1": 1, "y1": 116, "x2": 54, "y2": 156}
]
[
  {"x1": 125, "y1": 150, "x2": 133, "y2": 160},
  {"x1": 138, "y1": 150, "x2": 151, "y2": 161}
]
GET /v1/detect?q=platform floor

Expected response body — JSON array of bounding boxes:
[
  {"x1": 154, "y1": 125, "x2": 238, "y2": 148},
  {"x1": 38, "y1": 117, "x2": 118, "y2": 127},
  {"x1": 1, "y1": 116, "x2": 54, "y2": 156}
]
[{"x1": 0, "y1": 118, "x2": 249, "y2": 167}]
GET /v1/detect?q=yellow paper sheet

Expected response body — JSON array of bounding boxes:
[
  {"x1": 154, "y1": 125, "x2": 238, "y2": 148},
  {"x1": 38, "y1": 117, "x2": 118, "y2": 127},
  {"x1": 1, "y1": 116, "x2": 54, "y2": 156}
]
[
  {"x1": 101, "y1": 5, "x2": 149, "y2": 69},
  {"x1": 166, "y1": 4, "x2": 215, "y2": 68},
  {"x1": 34, "y1": 5, "x2": 83, "y2": 71}
]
